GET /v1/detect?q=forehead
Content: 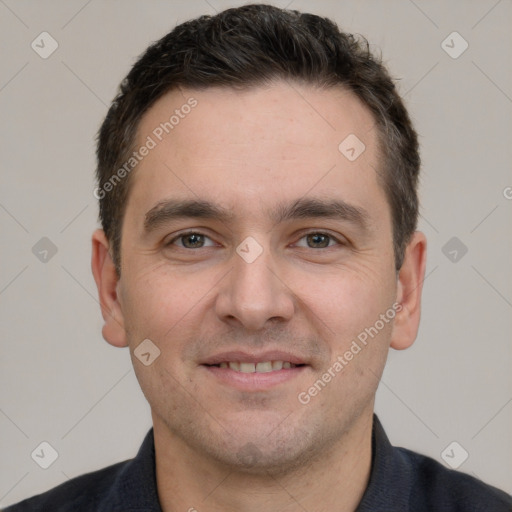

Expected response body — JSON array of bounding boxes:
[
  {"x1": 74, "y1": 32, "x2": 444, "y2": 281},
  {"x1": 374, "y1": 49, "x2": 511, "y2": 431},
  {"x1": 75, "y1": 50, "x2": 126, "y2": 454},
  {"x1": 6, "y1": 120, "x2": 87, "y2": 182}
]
[{"x1": 127, "y1": 81, "x2": 386, "y2": 225}]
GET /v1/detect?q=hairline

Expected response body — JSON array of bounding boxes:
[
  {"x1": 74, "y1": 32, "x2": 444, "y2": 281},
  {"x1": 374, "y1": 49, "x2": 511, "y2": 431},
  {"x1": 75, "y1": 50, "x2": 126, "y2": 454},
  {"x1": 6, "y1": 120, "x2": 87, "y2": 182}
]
[{"x1": 111, "y1": 80, "x2": 398, "y2": 274}]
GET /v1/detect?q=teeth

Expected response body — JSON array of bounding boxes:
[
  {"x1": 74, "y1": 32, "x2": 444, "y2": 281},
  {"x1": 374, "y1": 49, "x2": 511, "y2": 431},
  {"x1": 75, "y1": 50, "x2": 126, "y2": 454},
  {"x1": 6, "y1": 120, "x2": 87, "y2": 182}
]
[
  {"x1": 272, "y1": 360, "x2": 283, "y2": 370},
  {"x1": 255, "y1": 361, "x2": 273, "y2": 373},
  {"x1": 240, "y1": 362, "x2": 256, "y2": 373},
  {"x1": 218, "y1": 361, "x2": 297, "y2": 373}
]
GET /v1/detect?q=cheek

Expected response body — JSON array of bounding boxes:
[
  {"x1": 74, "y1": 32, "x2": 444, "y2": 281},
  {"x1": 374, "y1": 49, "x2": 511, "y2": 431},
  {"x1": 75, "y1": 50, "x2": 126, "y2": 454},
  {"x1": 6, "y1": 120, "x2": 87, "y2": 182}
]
[
  {"x1": 120, "y1": 241, "x2": 397, "y2": 346},
  {"x1": 119, "y1": 264, "x2": 221, "y2": 345},
  {"x1": 298, "y1": 267, "x2": 396, "y2": 411},
  {"x1": 291, "y1": 261, "x2": 396, "y2": 341}
]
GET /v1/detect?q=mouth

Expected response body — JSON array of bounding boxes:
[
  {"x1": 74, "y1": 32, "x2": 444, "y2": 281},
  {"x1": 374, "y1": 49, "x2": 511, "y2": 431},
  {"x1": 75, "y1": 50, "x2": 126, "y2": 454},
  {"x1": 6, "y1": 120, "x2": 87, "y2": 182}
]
[
  {"x1": 205, "y1": 360, "x2": 304, "y2": 373},
  {"x1": 201, "y1": 351, "x2": 309, "y2": 390}
]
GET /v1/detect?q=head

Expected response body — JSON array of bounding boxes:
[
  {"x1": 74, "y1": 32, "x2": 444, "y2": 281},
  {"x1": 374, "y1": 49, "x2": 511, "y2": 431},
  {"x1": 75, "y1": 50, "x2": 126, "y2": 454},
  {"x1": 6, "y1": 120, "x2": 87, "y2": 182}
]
[
  {"x1": 96, "y1": 4, "x2": 420, "y2": 275},
  {"x1": 92, "y1": 4, "x2": 426, "y2": 474}
]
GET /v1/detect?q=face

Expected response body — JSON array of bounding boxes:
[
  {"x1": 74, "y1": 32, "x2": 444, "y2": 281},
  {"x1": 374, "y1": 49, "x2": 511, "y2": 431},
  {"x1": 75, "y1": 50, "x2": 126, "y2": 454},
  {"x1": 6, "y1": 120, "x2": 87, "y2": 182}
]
[{"x1": 95, "y1": 81, "x2": 418, "y2": 473}]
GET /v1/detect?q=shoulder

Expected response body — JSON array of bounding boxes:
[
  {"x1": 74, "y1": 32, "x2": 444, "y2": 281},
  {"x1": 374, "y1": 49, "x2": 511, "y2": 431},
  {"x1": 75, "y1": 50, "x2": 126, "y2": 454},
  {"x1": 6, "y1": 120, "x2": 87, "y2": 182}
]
[
  {"x1": 2, "y1": 460, "x2": 128, "y2": 512},
  {"x1": 353, "y1": 415, "x2": 511, "y2": 512},
  {"x1": 398, "y1": 447, "x2": 512, "y2": 511},
  {"x1": 3, "y1": 429, "x2": 159, "y2": 512}
]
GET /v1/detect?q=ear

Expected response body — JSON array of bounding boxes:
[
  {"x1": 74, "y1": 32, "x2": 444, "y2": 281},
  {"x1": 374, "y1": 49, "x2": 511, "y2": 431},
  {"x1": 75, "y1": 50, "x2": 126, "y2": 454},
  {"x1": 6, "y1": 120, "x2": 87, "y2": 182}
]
[
  {"x1": 390, "y1": 231, "x2": 427, "y2": 350},
  {"x1": 91, "y1": 229, "x2": 128, "y2": 347}
]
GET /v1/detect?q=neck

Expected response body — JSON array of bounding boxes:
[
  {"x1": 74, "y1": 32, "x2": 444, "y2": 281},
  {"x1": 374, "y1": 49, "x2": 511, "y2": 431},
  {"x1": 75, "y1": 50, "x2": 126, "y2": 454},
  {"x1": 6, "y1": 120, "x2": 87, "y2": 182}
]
[{"x1": 153, "y1": 409, "x2": 374, "y2": 512}]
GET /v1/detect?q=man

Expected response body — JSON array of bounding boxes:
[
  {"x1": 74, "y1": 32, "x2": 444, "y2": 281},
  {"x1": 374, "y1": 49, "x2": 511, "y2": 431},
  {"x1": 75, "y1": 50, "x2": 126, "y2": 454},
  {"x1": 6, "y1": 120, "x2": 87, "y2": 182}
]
[{"x1": 5, "y1": 4, "x2": 511, "y2": 511}]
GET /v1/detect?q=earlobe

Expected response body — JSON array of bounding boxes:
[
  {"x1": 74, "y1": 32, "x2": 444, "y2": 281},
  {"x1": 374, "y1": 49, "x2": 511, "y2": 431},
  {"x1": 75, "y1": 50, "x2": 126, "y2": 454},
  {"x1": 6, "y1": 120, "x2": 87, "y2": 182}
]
[
  {"x1": 390, "y1": 231, "x2": 427, "y2": 351},
  {"x1": 91, "y1": 229, "x2": 128, "y2": 348}
]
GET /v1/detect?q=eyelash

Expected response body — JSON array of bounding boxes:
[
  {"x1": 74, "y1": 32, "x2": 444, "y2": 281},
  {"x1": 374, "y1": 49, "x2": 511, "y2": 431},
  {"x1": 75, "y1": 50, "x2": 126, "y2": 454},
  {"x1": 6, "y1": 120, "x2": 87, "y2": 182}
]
[{"x1": 165, "y1": 230, "x2": 345, "y2": 250}]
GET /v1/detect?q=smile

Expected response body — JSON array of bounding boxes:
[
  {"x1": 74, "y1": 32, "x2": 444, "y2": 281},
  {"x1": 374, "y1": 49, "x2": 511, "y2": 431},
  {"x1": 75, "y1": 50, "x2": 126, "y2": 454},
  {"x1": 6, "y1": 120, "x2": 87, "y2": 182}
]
[{"x1": 208, "y1": 361, "x2": 301, "y2": 373}]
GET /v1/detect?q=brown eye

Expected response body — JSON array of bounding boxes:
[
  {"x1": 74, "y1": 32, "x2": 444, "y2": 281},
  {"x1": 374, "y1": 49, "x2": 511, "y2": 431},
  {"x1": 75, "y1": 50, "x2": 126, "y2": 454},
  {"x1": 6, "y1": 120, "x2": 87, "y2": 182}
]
[
  {"x1": 180, "y1": 233, "x2": 205, "y2": 248},
  {"x1": 295, "y1": 232, "x2": 341, "y2": 249},
  {"x1": 167, "y1": 232, "x2": 215, "y2": 249},
  {"x1": 306, "y1": 233, "x2": 331, "y2": 248}
]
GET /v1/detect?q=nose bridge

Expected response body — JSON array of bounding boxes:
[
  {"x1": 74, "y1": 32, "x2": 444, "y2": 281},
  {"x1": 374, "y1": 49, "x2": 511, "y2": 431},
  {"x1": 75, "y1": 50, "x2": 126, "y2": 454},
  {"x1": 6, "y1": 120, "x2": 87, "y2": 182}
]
[{"x1": 215, "y1": 235, "x2": 295, "y2": 330}]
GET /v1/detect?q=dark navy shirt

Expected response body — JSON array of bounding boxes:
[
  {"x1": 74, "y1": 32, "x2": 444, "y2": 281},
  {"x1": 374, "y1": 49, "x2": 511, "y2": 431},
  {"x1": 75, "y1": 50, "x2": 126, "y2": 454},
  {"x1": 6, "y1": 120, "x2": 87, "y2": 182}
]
[{"x1": 4, "y1": 415, "x2": 511, "y2": 511}]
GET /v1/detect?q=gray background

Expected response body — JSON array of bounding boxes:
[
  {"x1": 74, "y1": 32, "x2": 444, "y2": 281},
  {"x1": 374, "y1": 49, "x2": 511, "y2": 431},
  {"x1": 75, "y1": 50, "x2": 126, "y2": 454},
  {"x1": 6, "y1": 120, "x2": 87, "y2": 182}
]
[{"x1": 1, "y1": 0, "x2": 511, "y2": 507}]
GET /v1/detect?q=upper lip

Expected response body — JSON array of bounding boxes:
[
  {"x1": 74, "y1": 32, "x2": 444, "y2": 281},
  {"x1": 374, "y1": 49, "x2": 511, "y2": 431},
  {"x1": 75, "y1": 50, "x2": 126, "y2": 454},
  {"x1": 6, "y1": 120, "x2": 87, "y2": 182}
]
[{"x1": 201, "y1": 350, "x2": 308, "y2": 366}]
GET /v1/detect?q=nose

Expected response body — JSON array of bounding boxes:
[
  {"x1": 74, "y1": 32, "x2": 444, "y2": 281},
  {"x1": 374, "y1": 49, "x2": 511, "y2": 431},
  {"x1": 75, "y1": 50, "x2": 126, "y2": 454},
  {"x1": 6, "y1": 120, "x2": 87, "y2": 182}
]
[{"x1": 214, "y1": 241, "x2": 295, "y2": 331}]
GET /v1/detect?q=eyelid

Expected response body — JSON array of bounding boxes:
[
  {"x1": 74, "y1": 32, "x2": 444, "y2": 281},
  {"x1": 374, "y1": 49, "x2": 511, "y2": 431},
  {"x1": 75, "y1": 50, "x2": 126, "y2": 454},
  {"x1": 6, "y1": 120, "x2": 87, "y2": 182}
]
[
  {"x1": 165, "y1": 230, "x2": 217, "y2": 248},
  {"x1": 165, "y1": 229, "x2": 347, "y2": 249},
  {"x1": 292, "y1": 230, "x2": 346, "y2": 248}
]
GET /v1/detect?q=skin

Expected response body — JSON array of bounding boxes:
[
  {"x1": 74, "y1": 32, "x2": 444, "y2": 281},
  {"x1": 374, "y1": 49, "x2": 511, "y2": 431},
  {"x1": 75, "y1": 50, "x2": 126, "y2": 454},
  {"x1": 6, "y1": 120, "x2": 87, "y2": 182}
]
[{"x1": 92, "y1": 81, "x2": 427, "y2": 511}]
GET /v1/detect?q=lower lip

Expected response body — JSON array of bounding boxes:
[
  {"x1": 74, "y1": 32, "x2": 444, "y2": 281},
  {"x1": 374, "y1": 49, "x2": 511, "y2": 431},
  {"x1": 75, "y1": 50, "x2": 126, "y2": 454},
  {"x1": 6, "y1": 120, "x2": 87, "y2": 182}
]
[{"x1": 202, "y1": 365, "x2": 308, "y2": 391}]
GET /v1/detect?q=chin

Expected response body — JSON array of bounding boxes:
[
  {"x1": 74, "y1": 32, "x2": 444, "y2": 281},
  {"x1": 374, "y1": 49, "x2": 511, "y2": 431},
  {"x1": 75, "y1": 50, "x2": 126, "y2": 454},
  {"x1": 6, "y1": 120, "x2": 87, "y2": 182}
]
[{"x1": 199, "y1": 418, "x2": 321, "y2": 476}]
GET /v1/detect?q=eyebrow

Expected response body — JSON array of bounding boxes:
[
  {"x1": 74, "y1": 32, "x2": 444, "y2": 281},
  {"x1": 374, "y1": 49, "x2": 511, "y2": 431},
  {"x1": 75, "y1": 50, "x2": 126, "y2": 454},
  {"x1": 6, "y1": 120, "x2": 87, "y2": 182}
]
[{"x1": 143, "y1": 197, "x2": 371, "y2": 233}]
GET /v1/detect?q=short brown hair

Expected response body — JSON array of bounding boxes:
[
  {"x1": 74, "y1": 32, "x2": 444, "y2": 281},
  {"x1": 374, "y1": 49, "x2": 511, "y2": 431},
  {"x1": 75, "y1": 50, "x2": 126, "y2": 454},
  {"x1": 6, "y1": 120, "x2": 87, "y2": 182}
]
[{"x1": 96, "y1": 3, "x2": 420, "y2": 274}]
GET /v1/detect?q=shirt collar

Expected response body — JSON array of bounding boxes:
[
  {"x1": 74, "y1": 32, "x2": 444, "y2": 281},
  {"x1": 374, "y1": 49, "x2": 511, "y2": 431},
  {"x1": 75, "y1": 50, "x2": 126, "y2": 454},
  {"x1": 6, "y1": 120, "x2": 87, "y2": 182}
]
[
  {"x1": 356, "y1": 414, "x2": 412, "y2": 511},
  {"x1": 101, "y1": 414, "x2": 407, "y2": 511},
  {"x1": 98, "y1": 428, "x2": 162, "y2": 512}
]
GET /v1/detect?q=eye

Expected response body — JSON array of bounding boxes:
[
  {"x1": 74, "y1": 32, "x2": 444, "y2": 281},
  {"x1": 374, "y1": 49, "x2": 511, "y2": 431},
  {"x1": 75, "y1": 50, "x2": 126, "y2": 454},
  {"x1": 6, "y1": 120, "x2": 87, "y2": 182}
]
[
  {"x1": 294, "y1": 232, "x2": 343, "y2": 249},
  {"x1": 165, "y1": 231, "x2": 344, "y2": 250},
  {"x1": 166, "y1": 231, "x2": 216, "y2": 249}
]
